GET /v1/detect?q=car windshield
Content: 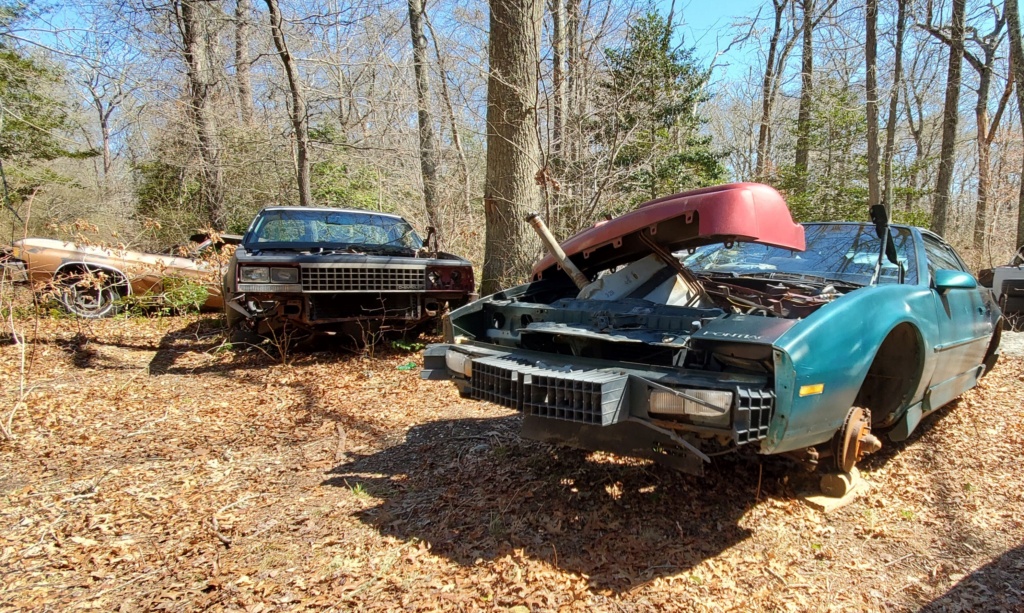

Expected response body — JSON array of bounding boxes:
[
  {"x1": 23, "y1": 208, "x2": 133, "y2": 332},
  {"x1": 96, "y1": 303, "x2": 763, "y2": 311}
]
[
  {"x1": 682, "y1": 223, "x2": 918, "y2": 285},
  {"x1": 247, "y1": 209, "x2": 423, "y2": 250}
]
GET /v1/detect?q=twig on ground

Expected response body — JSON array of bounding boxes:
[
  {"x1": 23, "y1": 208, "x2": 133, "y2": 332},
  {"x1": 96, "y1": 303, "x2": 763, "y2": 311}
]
[
  {"x1": 885, "y1": 553, "x2": 916, "y2": 567},
  {"x1": 210, "y1": 516, "x2": 231, "y2": 547}
]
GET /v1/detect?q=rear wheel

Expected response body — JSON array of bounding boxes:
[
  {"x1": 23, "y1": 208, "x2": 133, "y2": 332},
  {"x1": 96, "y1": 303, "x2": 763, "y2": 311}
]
[{"x1": 59, "y1": 272, "x2": 122, "y2": 318}]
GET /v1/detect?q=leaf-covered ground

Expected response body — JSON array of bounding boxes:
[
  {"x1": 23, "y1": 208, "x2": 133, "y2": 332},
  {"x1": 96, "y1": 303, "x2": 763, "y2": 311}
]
[{"x1": 1, "y1": 314, "x2": 1022, "y2": 612}]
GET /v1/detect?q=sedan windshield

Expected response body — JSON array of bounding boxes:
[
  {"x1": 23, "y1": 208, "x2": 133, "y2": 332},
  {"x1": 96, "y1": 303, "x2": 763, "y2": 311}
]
[
  {"x1": 246, "y1": 209, "x2": 423, "y2": 250},
  {"x1": 682, "y1": 223, "x2": 918, "y2": 285}
]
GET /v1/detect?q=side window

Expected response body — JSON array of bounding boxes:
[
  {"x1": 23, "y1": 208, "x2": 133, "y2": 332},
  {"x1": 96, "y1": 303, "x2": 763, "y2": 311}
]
[{"x1": 922, "y1": 235, "x2": 966, "y2": 278}]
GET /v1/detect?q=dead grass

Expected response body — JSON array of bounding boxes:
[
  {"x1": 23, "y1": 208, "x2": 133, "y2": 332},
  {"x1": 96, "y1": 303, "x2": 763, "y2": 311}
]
[{"x1": 0, "y1": 313, "x2": 1022, "y2": 612}]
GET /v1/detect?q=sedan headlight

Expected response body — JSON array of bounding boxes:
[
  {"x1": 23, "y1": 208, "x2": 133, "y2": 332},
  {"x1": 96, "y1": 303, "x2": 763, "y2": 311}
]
[
  {"x1": 270, "y1": 267, "x2": 298, "y2": 284},
  {"x1": 240, "y1": 266, "x2": 270, "y2": 283},
  {"x1": 649, "y1": 388, "x2": 733, "y2": 426}
]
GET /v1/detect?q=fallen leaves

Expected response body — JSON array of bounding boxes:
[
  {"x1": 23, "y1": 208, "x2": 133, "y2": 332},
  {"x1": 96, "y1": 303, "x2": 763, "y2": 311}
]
[{"x1": 1, "y1": 314, "x2": 1023, "y2": 611}]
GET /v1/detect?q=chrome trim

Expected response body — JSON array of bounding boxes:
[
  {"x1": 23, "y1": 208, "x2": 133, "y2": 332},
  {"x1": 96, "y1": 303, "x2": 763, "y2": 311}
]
[
  {"x1": 934, "y1": 334, "x2": 990, "y2": 352},
  {"x1": 237, "y1": 283, "x2": 303, "y2": 293}
]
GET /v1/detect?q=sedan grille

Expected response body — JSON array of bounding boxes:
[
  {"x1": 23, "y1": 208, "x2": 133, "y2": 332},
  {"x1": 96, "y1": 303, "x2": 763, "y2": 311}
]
[
  {"x1": 471, "y1": 356, "x2": 628, "y2": 426},
  {"x1": 300, "y1": 266, "x2": 425, "y2": 292}
]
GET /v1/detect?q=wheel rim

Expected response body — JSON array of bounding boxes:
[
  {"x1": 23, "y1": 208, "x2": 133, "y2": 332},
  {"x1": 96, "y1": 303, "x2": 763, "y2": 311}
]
[{"x1": 62, "y1": 278, "x2": 116, "y2": 317}]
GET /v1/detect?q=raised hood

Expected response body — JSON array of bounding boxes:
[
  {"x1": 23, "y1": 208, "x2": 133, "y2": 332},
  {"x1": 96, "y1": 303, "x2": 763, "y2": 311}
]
[{"x1": 532, "y1": 183, "x2": 805, "y2": 281}]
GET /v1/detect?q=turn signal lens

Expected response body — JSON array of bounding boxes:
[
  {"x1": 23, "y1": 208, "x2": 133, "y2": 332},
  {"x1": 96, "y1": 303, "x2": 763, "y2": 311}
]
[
  {"x1": 445, "y1": 350, "x2": 473, "y2": 377},
  {"x1": 799, "y1": 383, "x2": 825, "y2": 397},
  {"x1": 649, "y1": 388, "x2": 733, "y2": 425}
]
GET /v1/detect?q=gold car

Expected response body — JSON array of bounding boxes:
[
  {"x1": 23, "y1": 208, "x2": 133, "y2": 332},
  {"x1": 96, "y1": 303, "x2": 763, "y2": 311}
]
[{"x1": 3, "y1": 234, "x2": 240, "y2": 318}]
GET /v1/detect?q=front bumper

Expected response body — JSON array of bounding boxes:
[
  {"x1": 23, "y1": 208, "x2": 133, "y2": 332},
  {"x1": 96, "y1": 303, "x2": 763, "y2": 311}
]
[{"x1": 422, "y1": 343, "x2": 776, "y2": 472}]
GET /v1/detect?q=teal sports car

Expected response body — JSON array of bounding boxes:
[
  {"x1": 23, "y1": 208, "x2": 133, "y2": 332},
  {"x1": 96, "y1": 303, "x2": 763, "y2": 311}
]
[{"x1": 422, "y1": 184, "x2": 1002, "y2": 477}]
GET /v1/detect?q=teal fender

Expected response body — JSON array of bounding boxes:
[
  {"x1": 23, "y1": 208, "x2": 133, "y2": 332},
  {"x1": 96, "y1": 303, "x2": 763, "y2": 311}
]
[{"x1": 762, "y1": 285, "x2": 939, "y2": 454}]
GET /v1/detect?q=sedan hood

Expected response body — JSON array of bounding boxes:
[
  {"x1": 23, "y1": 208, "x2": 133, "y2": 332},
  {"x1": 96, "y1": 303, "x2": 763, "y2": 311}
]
[{"x1": 532, "y1": 183, "x2": 805, "y2": 281}]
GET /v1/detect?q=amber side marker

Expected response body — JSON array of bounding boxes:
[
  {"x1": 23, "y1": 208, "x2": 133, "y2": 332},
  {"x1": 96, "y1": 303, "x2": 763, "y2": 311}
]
[{"x1": 799, "y1": 383, "x2": 825, "y2": 397}]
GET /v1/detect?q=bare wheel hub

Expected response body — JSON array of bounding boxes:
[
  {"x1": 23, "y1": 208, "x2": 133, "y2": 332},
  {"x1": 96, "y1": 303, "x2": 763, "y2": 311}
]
[{"x1": 833, "y1": 406, "x2": 882, "y2": 473}]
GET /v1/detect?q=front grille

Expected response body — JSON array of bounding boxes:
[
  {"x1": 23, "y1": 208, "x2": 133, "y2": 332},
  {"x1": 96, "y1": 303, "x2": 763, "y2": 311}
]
[
  {"x1": 301, "y1": 266, "x2": 425, "y2": 292},
  {"x1": 471, "y1": 356, "x2": 628, "y2": 426},
  {"x1": 734, "y1": 388, "x2": 774, "y2": 444}
]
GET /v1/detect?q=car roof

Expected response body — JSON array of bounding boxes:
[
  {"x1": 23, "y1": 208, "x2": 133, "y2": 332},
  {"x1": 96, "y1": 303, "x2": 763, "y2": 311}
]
[{"x1": 258, "y1": 206, "x2": 408, "y2": 222}]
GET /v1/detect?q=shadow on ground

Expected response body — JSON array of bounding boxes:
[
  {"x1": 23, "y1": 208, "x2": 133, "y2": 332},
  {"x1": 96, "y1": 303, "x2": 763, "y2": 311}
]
[
  {"x1": 921, "y1": 543, "x2": 1024, "y2": 611},
  {"x1": 322, "y1": 416, "x2": 802, "y2": 594}
]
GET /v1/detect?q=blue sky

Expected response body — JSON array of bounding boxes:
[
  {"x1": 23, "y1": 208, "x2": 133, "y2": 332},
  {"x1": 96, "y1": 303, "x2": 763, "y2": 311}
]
[{"x1": 663, "y1": 0, "x2": 765, "y2": 79}]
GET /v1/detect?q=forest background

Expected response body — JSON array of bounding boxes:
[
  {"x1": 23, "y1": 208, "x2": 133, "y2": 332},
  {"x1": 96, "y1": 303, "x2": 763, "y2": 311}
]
[{"x1": 2, "y1": 0, "x2": 1023, "y2": 293}]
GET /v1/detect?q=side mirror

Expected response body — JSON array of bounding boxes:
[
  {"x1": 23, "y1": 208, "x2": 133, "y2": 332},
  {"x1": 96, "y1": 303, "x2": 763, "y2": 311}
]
[{"x1": 934, "y1": 269, "x2": 977, "y2": 293}]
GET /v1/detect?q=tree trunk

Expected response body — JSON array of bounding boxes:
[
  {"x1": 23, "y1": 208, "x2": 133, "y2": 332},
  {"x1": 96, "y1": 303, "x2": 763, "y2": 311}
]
[
  {"x1": 882, "y1": 0, "x2": 906, "y2": 208},
  {"x1": 931, "y1": 0, "x2": 966, "y2": 237},
  {"x1": 902, "y1": 74, "x2": 925, "y2": 212},
  {"x1": 551, "y1": 0, "x2": 566, "y2": 156},
  {"x1": 482, "y1": 0, "x2": 543, "y2": 295},
  {"x1": 235, "y1": 0, "x2": 254, "y2": 124},
  {"x1": 424, "y1": 12, "x2": 471, "y2": 216},
  {"x1": 549, "y1": 0, "x2": 567, "y2": 226},
  {"x1": 755, "y1": 0, "x2": 788, "y2": 178},
  {"x1": 566, "y1": 0, "x2": 581, "y2": 165},
  {"x1": 865, "y1": 0, "x2": 880, "y2": 209},
  {"x1": 265, "y1": 0, "x2": 313, "y2": 208},
  {"x1": 1008, "y1": 0, "x2": 1024, "y2": 249},
  {"x1": 793, "y1": 0, "x2": 814, "y2": 181},
  {"x1": 970, "y1": 16, "x2": 1009, "y2": 253},
  {"x1": 407, "y1": 0, "x2": 441, "y2": 235},
  {"x1": 174, "y1": 0, "x2": 227, "y2": 229}
]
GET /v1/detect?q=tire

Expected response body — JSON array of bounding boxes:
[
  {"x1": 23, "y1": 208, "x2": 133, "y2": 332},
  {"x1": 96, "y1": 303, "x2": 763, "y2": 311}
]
[{"x1": 59, "y1": 273, "x2": 122, "y2": 318}]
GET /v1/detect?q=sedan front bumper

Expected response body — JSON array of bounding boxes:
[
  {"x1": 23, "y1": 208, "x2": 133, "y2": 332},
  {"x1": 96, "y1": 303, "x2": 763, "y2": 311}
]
[{"x1": 422, "y1": 343, "x2": 777, "y2": 474}]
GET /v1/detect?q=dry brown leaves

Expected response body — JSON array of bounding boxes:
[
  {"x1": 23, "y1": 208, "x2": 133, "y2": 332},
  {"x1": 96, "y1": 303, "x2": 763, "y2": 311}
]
[{"x1": 0, "y1": 314, "x2": 1022, "y2": 612}]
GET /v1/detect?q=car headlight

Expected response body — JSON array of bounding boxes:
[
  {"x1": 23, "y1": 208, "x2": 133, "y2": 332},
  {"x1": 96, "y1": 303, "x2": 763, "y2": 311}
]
[
  {"x1": 649, "y1": 388, "x2": 733, "y2": 426},
  {"x1": 239, "y1": 266, "x2": 270, "y2": 283},
  {"x1": 270, "y1": 267, "x2": 298, "y2": 284},
  {"x1": 427, "y1": 270, "x2": 442, "y2": 287}
]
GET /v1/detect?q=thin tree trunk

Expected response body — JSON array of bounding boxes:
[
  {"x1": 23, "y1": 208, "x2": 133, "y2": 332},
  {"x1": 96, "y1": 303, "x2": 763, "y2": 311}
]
[
  {"x1": 755, "y1": 0, "x2": 788, "y2": 178},
  {"x1": 865, "y1": 0, "x2": 880, "y2": 208},
  {"x1": 482, "y1": 0, "x2": 543, "y2": 295},
  {"x1": 424, "y1": 12, "x2": 471, "y2": 216},
  {"x1": 1008, "y1": 0, "x2": 1024, "y2": 249},
  {"x1": 174, "y1": 0, "x2": 226, "y2": 229},
  {"x1": 566, "y1": 0, "x2": 580, "y2": 164},
  {"x1": 266, "y1": 0, "x2": 312, "y2": 207},
  {"x1": 235, "y1": 0, "x2": 254, "y2": 124},
  {"x1": 882, "y1": 0, "x2": 906, "y2": 208},
  {"x1": 551, "y1": 0, "x2": 566, "y2": 156},
  {"x1": 794, "y1": 0, "x2": 814, "y2": 181},
  {"x1": 903, "y1": 73, "x2": 925, "y2": 212},
  {"x1": 407, "y1": 0, "x2": 441, "y2": 234},
  {"x1": 931, "y1": 0, "x2": 965, "y2": 237},
  {"x1": 549, "y1": 0, "x2": 566, "y2": 226},
  {"x1": 971, "y1": 19, "x2": 1008, "y2": 253}
]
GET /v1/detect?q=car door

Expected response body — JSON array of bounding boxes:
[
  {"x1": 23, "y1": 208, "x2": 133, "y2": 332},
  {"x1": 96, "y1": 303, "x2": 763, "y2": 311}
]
[{"x1": 922, "y1": 234, "x2": 992, "y2": 409}]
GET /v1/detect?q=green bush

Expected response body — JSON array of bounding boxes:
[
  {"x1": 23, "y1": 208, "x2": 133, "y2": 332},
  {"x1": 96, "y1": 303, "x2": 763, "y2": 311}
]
[{"x1": 161, "y1": 277, "x2": 209, "y2": 314}]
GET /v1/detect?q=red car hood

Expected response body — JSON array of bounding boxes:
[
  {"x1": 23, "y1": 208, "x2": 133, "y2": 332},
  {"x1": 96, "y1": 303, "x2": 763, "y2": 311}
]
[{"x1": 532, "y1": 182, "x2": 806, "y2": 280}]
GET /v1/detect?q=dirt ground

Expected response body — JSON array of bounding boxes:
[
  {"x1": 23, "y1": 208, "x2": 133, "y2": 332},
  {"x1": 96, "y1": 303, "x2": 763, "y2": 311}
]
[{"x1": 0, "y1": 314, "x2": 1022, "y2": 612}]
